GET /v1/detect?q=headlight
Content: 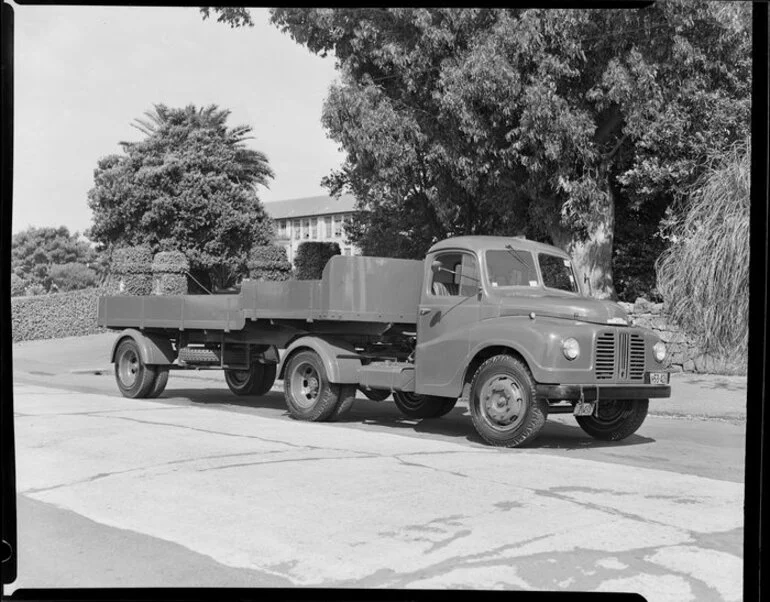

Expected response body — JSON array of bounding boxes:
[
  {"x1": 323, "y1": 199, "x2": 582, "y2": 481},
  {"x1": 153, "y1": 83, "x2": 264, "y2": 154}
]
[
  {"x1": 562, "y1": 337, "x2": 580, "y2": 360},
  {"x1": 653, "y1": 341, "x2": 667, "y2": 363}
]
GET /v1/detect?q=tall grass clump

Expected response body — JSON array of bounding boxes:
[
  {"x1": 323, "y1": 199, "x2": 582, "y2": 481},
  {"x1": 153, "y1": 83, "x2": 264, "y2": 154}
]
[{"x1": 656, "y1": 138, "x2": 750, "y2": 362}]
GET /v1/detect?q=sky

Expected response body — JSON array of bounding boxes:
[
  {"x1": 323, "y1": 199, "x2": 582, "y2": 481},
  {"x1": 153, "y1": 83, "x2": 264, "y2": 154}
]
[{"x1": 10, "y1": 4, "x2": 346, "y2": 235}]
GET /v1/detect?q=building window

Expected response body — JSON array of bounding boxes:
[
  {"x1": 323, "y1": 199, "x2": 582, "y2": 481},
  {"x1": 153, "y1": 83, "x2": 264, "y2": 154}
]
[
  {"x1": 311, "y1": 217, "x2": 318, "y2": 239},
  {"x1": 324, "y1": 216, "x2": 332, "y2": 239},
  {"x1": 333, "y1": 215, "x2": 343, "y2": 238},
  {"x1": 303, "y1": 219, "x2": 310, "y2": 239},
  {"x1": 279, "y1": 220, "x2": 287, "y2": 239},
  {"x1": 293, "y1": 220, "x2": 300, "y2": 240}
]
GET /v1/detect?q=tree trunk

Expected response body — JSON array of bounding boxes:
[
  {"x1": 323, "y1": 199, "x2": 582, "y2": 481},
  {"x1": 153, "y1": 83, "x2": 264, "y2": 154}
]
[{"x1": 550, "y1": 175, "x2": 617, "y2": 300}]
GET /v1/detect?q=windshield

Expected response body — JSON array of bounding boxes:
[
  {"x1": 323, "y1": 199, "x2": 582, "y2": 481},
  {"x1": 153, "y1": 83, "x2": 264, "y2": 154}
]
[
  {"x1": 538, "y1": 253, "x2": 579, "y2": 293},
  {"x1": 485, "y1": 250, "x2": 538, "y2": 288}
]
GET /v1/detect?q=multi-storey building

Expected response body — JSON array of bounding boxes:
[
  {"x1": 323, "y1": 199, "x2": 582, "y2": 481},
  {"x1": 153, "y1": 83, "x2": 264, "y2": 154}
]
[{"x1": 264, "y1": 193, "x2": 360, "y2": 264}]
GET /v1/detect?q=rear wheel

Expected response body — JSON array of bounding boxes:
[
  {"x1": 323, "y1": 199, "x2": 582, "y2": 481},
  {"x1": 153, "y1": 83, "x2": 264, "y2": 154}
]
[
  {"x1": 225, "y1": 363, "x2": 277, "y2": 396},
  {"x1": 147, "y1": 368, "x2": 169, "y2": 398},
  {"x1": 393, "y1": 391, "x2": 457, "y2": 419},
  {"x1": 114, "y1": 338, "x2": 158, "y2": 399},
  {"x1": 284, "y1": 351, "x2": 346, "y2": 421},
  {"x1": 575, "y1": 399, "x2": 649, "y2": 441},
  {"x1": 328, "y1": 385, "x2": 358, "y2": 421},
  {"x1": 468, "y1": 355, "x2": 547, "y2": 447}
]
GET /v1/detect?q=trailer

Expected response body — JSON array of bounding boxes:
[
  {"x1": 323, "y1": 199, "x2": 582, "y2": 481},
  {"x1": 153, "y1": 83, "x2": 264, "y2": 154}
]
[{"x1": 98, "y1": 236, "x2": 671, "y2": 447}]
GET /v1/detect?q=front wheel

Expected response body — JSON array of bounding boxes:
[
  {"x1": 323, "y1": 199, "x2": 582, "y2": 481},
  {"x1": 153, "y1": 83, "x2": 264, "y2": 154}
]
[
  {"x1": 575, "y1": 399, "x2": 649, "y2": 441},
  {"x1": 468, "y1": 355, "x2": 547, "y2": 447},
  {"x1": 283, "y1": 351, "x2": 346, "y2": 421},
  {"x1": 114, "y1": 338, "x2": 158, "y2": 399},
  {"x1": 225, "y1": 363, "x2": 277, "y2": 396},
  {"x1": 393, "y1": 392, "x2": 457, "y2": 419}
]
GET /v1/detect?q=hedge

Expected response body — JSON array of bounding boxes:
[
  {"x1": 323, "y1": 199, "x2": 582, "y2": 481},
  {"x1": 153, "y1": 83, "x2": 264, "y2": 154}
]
[
  {"x1": 109, "y1": 245, "x2": 153, "y2": 295},
  {"x1": 294, "y1": 242, "x2": 341, "y2": 280},
  {"x1": 12, "y1": 287, "x2": 108, "y2": 342},
  {"x1": 152, "y1": 250, "x2": 189, "y2": 295},
  {"x1": 247, "y1": 245, "x2": 292, "y2": 281}
]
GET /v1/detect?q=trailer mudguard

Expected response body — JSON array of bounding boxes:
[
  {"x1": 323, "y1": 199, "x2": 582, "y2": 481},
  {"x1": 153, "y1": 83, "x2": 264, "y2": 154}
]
[
  {"x1": 278, "y1": 336, "x2": 361, "y2": 384},
  {"x1": 110, "y1": 329, "x2": 175, "y2": 366}
]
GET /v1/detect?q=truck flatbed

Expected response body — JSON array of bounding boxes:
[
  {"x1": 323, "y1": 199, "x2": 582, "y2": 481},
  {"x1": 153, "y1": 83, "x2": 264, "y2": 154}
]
[{"x1": 97, "y1": 256, "x2": 424, "y2": 331}]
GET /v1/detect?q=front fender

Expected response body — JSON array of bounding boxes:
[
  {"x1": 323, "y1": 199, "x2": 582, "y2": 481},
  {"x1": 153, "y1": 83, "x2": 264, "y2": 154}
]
[
  {"x1": 468, "y1": 317, "x2": 597, "y2": 383},
  {"x1": 110, "y1": 329, "x2": 175, "y2": 365},
  {"x1": 278, "y1": 336, "x2": 361, "y2": 384}
]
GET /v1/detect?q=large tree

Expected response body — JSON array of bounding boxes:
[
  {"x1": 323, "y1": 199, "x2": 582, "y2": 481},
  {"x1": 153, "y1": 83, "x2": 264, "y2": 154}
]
[
  {"x1": 88, "y1": 104, "x2": 275, "y2": 289},
  {"x1": 261, "y1": 5, "x2": 750, "y2": 298},
  {"x1": 11, "y1": 226, "x2": 99, "y2": 293}
]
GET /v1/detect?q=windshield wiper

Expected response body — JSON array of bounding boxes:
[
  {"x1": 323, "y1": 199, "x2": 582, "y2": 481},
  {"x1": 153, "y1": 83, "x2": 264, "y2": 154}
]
[{"x1": 504, "y1": 244, "x2": 534, "y2": 274}]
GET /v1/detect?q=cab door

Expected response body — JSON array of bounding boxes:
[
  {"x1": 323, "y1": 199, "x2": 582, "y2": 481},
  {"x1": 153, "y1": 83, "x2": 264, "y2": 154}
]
[{"x1": 415, "y1": 250, "x2": 481, "y2": 397}]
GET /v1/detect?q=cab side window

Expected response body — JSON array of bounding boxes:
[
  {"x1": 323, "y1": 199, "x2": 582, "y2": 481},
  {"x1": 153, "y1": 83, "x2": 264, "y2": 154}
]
[{"x1": 430, "y1": 252, "x2": 478, "y2": 297}]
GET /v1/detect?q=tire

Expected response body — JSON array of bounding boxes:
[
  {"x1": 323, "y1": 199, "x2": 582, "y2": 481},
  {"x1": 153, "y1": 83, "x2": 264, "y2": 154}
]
[
  {"x1": 225, "y1": 363, "x2": 277, "y2": 396},
  {"x1": 393, "y1": 391, "x2": 458, "y2": 419},
  {"x1": 147, "y1": 368, "x2": 169, "y2": 399},
  {"x1": 468, "y1": 355, "x2": 547, "y2": 447},
  {"x1": 114, "y1": 338, "x2": 158, "y2": 399},
  {"x1": 575, "y1": 399, "x2": 649, "y2": 441},
  {"x1": 360, "y1": 388, "x2": 390, "y2": 402},
  {"x1": 328, "y1": 385, "x2": 358, "y2": 421},
  {"x1": 283, "y1": 351, "x2": 347, "y2": 421}
]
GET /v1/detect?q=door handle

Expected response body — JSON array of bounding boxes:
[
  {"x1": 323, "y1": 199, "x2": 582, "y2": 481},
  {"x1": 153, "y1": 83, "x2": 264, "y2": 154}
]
[{"x1": 419, "y1": 307, "x2": 431, "y2": 315}]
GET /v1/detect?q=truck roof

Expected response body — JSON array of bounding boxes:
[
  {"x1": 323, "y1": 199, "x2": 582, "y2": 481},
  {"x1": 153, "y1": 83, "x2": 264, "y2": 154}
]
[{"x1": 427, "y1": 235, "x2": 570, "y2": 258}]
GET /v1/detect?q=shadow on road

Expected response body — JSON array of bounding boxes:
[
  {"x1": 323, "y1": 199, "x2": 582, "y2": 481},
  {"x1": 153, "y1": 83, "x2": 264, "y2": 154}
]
[{"x1": 159, "y1": 387, "x2": 655, "y2": 451}]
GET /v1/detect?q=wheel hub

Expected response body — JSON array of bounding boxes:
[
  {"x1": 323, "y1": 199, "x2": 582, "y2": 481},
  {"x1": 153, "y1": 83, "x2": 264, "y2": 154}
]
[
  {"x1": 119, "y1": 350, "x2": 139, "y2": 387},
  {"x1": 291, "y1": 362, "x2": 321, "y2": 408},
  {"x1": 481, "y1": 377, "x2": 523, "y2": 425}
]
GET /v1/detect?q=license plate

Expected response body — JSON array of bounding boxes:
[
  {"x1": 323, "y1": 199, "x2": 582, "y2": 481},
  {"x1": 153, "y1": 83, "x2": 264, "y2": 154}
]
[
  {"x1": 573, "y1": 401, "x2": 595, "y2": 416},
  {"x1": 649, "y1": 372, "x2": 669, "y2": 385}
]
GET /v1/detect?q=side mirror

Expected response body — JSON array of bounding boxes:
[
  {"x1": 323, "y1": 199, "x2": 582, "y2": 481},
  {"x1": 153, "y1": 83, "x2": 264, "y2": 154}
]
[{"x1": 431, "y1": 260, "x2": 442, "y2": 274}]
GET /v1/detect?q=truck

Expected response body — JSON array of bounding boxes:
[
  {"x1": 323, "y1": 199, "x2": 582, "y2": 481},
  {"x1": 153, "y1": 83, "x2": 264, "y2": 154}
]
[{"x1": 97, "y1": 235, "x2": 671, "y2": 448}]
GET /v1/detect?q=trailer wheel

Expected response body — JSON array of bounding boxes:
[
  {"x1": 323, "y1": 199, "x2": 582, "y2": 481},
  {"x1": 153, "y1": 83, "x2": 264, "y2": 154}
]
[
  {"x1": 225, "y1": 364, "x2": 277, "y2": 396},
  {"x1": 360, "y1": 388, "x2": 390, "y2": 402},
  {"x1": 469, "y1": 354, "x2": 547, "y2": 447},
  {"x1": 114, "y1": 338, "x2": 159, "y2": 399},
  {"x1": 393, "y1": 392, "x2": 457, "y2": 419},
  {"x1": 147, "y1": 368, "x2": 169, "y2": 398},
  {"x1": 575, "y1": 399, "x2": 649, "y2": 441},
  {"x1": 284, "y1": 351, "x2": 345, "y2": 421},
  {"x1": 328, "y1": 385, "x2": 358, "y2": 421}
]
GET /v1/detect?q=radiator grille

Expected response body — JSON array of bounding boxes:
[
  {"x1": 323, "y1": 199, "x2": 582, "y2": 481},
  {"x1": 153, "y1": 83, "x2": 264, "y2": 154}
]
[
  {"x1": 594, "y1": 331, "x2": 646, "y2": 381},
  {"x1": 629, "y1": 334, "x2": 646, "y2": 380},
  {"x1": 595, "y1": 332, "x2": 616, "y2": 380}
]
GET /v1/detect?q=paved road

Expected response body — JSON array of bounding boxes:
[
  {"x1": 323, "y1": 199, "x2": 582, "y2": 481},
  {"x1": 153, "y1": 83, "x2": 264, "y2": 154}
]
[{"x1": 9, "y1": 361, "x2": 745, "y2": 600}]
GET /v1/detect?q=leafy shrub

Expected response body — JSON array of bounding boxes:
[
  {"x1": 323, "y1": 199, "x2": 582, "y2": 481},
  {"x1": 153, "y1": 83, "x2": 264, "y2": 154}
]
[
  {"x1": 24, "y1": 283, "x2": 46, "y2": 296},
  {"x1": 11, "y1": 287, "x2": 108, "y2": 342},
  {"x1": 152, "y1": 251, "x2": 189, "y2": 295},
  {"x1": 110, "y1": 246, "x2": 153, "y2": 295},
  {"x1": 48, "y1": 262, "x2": 99, "y2": 292},
  {"x1": 10, "y1": 273, "x2": 26, "y2": 297},
  {"x1": 656, "y1": 138, "x2": 749, "y2": 359},
  {"x1": 247, "y1": 245, "x2": 292, "y2": 281},
  {"x1": 294, "y1": 242, "x2": 340, "y2": 280}
]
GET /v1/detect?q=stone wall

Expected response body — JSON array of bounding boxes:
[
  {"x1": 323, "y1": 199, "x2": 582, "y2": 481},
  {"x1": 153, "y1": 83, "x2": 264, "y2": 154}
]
[{"x1": 618, "y1": 298, "x2": 746, "y2": 374}]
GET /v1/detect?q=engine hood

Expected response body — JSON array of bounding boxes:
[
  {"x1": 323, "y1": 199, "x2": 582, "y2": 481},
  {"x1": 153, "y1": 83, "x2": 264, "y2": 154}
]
[{"x1": 494, "y1": 293, "x2": 629, "y2": 326}]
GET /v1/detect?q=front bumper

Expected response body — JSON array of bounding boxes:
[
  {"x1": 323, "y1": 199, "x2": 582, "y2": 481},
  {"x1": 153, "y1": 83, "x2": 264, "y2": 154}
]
[{"x1": 537, "y1": 383, "x2": 671, "y2": 401}]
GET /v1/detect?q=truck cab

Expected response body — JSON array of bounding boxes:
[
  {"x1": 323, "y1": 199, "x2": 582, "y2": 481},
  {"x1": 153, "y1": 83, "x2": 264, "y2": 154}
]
[{"x1": 406, "y1": 236, "x2": 670, "y2": 445}]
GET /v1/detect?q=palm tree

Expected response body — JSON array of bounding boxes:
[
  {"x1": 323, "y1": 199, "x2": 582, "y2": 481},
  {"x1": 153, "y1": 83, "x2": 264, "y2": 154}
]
[{"x1": 128, "y1": 103, "x2": 274, "y2": 190}]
